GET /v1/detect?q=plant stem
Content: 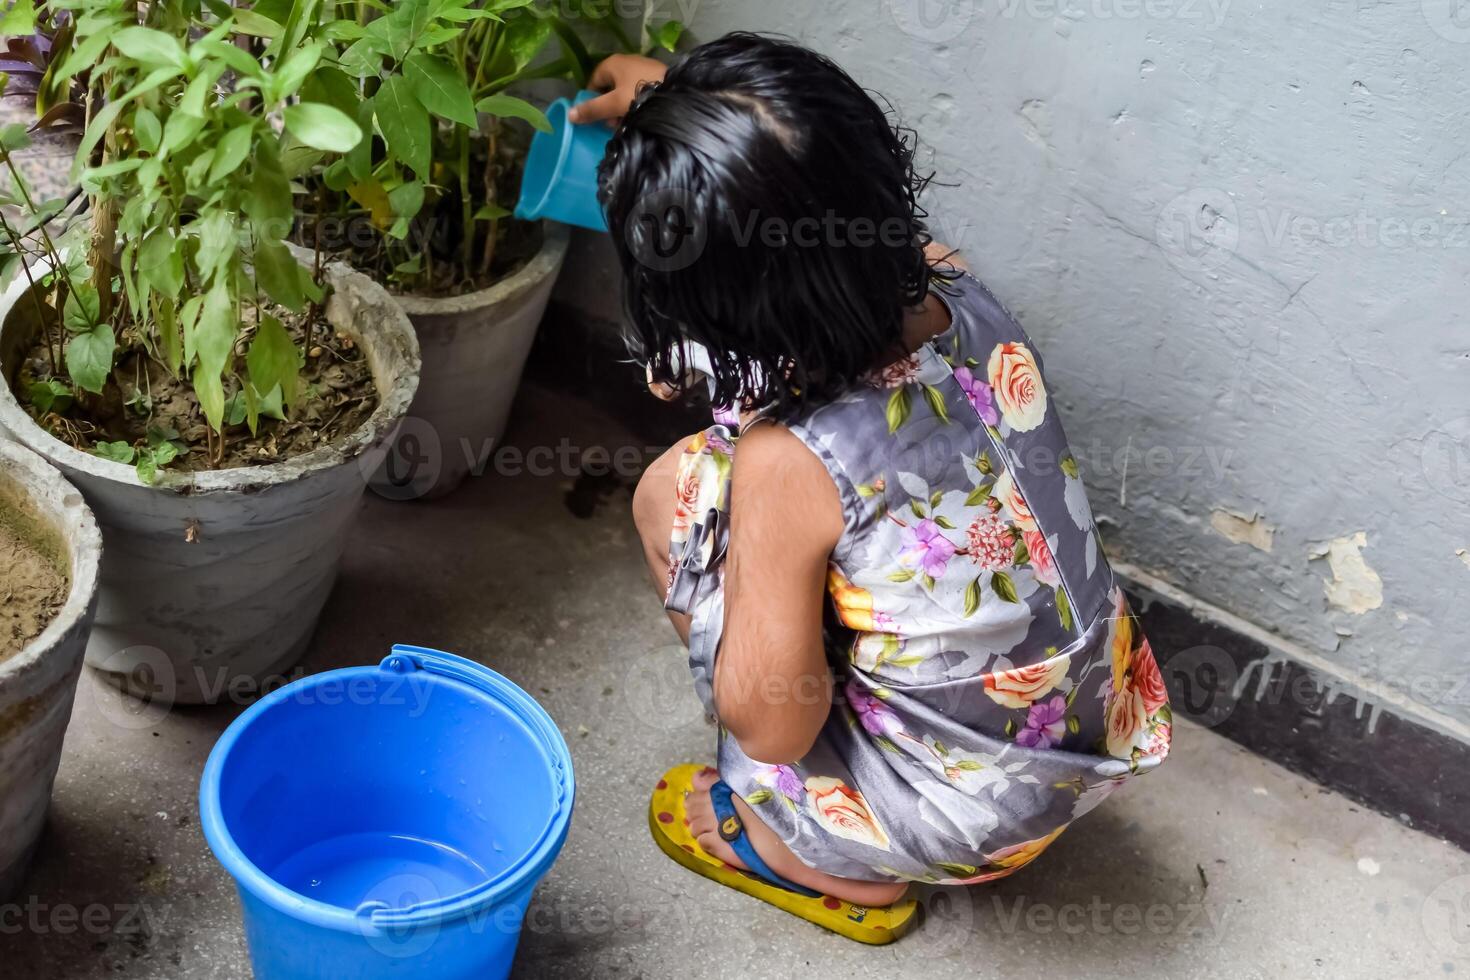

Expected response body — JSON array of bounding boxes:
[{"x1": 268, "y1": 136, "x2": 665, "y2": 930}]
[
  {"x1": 480, "y1": 124, "x2": 498, "y2": 278},
  {"x1": 0, "y1": 217, "x2": 60, "y2": 376},
  {"x1": 459, "y1": 126, "x2": 472, "y2": 283},
  {"x1": 306, "y1": 185, "x2": 324, "y2": 353}
]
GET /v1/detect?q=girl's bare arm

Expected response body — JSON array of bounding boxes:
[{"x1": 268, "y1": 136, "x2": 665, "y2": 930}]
[{"x1": 714, "y1": 423, "x2": 845, "y2": 765}]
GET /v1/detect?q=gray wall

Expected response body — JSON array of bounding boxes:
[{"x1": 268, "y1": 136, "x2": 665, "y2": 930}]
[{"x1": 554, "y1": 0, "x2": 1470, "y2": 731}]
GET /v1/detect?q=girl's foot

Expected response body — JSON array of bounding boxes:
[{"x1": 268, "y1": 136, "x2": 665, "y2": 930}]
[{"x1": 683, "y1": 767, "x2": 909, "y2": 907}]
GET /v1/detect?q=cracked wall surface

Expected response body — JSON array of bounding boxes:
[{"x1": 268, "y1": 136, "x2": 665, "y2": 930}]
[{"x1": 554, "y1": 3, "x2": 1470, "y2": 728}]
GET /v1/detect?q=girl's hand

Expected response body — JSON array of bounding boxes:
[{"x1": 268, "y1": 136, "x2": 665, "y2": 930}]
[{"x1": 568, "y1": 54, "x2": 669, "y2": 126}]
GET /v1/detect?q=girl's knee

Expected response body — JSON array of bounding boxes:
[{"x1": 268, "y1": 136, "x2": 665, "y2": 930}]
[{"x1": 632, "y1": 440, "x2": 686, "y2": 549}]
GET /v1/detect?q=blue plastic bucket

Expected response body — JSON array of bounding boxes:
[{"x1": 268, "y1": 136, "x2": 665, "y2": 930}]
[
  {"x1": 514, "y1": 90, "x2": 611, "y2": 232},
  {"x1": 200, "y1": 646, "x2": 574, "y2": 980}
]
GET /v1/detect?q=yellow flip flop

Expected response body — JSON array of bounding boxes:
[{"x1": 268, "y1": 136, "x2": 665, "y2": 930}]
[{"x1": 648, "y1": 763, "x2": 919, "y2": 944}]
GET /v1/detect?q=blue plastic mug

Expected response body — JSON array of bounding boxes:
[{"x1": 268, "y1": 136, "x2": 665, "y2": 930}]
[
  {"x1": 200, "y1": 646, "x2": 575, "y2": 980},
  {"x1": 515, "y1": 90, "x2": 611, "y2": 232}
]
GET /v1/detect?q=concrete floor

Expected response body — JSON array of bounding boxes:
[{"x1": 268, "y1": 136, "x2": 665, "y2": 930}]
[{"x1": 3, "y1": 382, "x2": 1468, "y2": 979}]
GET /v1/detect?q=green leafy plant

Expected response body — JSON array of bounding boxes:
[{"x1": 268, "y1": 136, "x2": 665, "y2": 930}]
[
  {"x1": 0, "y1": 0, "x2": 686, "y2": 481},
  {"x1": 0, "y1": 0, "x2": 364, "y2": 480},
  {"x1": 302, "y1": 0, "x2": 684, "y2": 294}
]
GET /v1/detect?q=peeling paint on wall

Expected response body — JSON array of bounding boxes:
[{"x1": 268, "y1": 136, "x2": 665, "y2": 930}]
[
  {"x1": 1311, "y1": 533, "x2": 1384, "y2": 615},
  {"x1": 1210, "y1": 509, "x2": 1274, "y2": 553}
]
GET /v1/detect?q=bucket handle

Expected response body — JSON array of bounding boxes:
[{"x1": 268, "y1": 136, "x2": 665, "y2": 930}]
[{"x1": 358, "y1": 646, "x2": 570, "y2": 928}]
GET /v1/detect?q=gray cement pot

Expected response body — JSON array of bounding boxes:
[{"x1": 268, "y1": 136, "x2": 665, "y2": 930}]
[
  {"x1": 0, "y1": 440, "x2": 102, "y2": 900},
  {"x1": 370, "y1": 222, "x2": 569, "y2": 500},
  {"x1": 0, "y1": 258, "x2": 421, "y2": 704}
]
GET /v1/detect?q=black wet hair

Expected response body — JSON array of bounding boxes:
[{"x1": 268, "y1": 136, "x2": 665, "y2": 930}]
[{"x1": 597, "y1": 32, "x2": 956, "y2": 417}]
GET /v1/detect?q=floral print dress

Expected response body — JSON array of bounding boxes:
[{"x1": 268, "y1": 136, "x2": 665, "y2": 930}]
[{"x1": 663, "y1": 271, "x2": 1171, "y2": 885}]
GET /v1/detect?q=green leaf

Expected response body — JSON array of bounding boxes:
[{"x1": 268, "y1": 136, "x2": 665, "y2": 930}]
[
  {"x1": 193, "y1": 209, "x2": 237, "y2": 284},
  {"x1": 154, "y1": 294, "x2": 182, "y2": 376},
  {"x1": 302, "y1": 67, "x2": 359, "y2": 116},
  {"x1": 63, "y1": 282, "x2": 101, "y2": 334},
  {"x1": 935, "y1": 861, "x2": 978, "y2": 879},
  {"x1": 405, "y1": 52, "x2": 476, "y2": 127},
  {"x1": 473, "y1": 93, "x2": 550, "y2": 132},
  {"x1": 195, "y1": 38, "x2": 266, "y2": 78},
  {"x1": 253, "y1": 239, "x2": 306, "y2": 312},
  {"x1": 933, "y1": 515, "x2": 956, "y2": 530},
  {"x1": 374, "y1": 75, "x2": 431, "y2": 177},
  {"x1": 73, "y1": 66, "x2": 177, "y2": 174},
  {"x1": 1055, "y1": 585, "x2": 1074, "y2": 631},
  {"x1": 346, "y1": 98, "x2": 374, "y2": 179},
  {"x1": 270, "y1": 40, "x2": 322, "y2": 100},
  {"x1": 283, "y1": 102, "x2": 363, "y2": 154},
  {"x1": 139, "y1": 229, "x2": 185, "y2": 297},
  {"x1": 112, "y1": 27, "x2": 188, "y2": 70},
  {"x1": 134, "y1": 108, "x2": 162, "y2": 153},
  {"x1": 0, "y1": 122, "x2": 31, "y2": 155},
  {"x1": 246, "y1": 313, "x2": 300, "y2": 412},
  {"x1": 0, "y1": 0, "x2": 35, "y2": 34},
  {"x1": 963, "y1": 577, "x2": 982, "y2": 617},
  {"x1": 1060, "y1": 454, "x2": 1080, "y2": 479},
  {"x1": 65, "y1": 322, "x2": 115, "y2": 395},
  {"x1": 1066, "y1": 714, "x2": 1080, "y2": 735},
  {"x1": 1013, "y1": 536, "x2": 1030, "y2": 565},
  {"x1": 387, "y1": 179, "x2": 425, "y2": 219},
  {"x1": 923, "y1": 383, "x2": 950, "y2": 423},
  {"x1": 178, "y1": 293, "x2": 205, "y2": 369},
  {"x1": 91, "y1": 441, "x2": 136, "y2": 464},
  {"x1": 885, "y1": 386, "x2": 910, "y2": 433},
  {"x1": 500, "y1": 11, "x2": 552, "y2": 73},
  {"x1": 964, "y1": 482, "x2": 992, "y2": 507},
  {"x1": 160, "y1": 110, "x2": 206, "y2": 156},
  {"x1": 195, "y1": 280, "x2": 236, "y2": 382},
  {"x1": 224, "y1": 387, "x2": 250, "y2": 428},
  {"x1": 232, "y1": 8, "x2": 283, "y2": 38},
  {"x1": 178, "y1": 62, "x2": 227, "y2": 118},
  {"x1": 246, "y1": 142, "x2": 294, "y2": 236},
  {"x1": 338, "y1": 36, "x2": 388, "y2": 78},
  {"x1": 744, "y1": 789, "x2": 774, "y2": 806},
  {"x1": 472, "y1": 202, "x2": 511, "y2": 220},
  {"x1": 80, "y1": 157, "x2": 143, "y2": 192},
  {"x1": 185, "y1": 147, "x2": 217, "y2": 188},
  {"x1": 194, "y1": 367, "x2": 226, "y2": 433},
  {"x1": 992, "y1": 570, "x2": 1019, "y2": 603},
  {"x1": 209, "y1": 124, "x2": 254, "y2": 183},
  {"x1": 649, "y1": 19, "x2": 685, "y2": 52},
  {"x1": 887, "y1": 568, "x2": 916, "y2": 583},
  {"x1": 27, "y1": 379, "x2": 73, "y2": 415}
]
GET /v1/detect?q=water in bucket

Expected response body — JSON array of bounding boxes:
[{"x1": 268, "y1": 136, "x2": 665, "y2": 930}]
[{"x1": 201, "y1": 646, "x2": 575, "y2": 980}]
